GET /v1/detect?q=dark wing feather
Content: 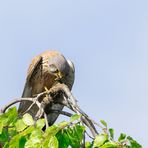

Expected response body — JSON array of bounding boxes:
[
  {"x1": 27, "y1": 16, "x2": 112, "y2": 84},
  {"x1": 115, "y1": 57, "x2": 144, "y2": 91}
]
[{"x1": 18, "y1": 56, "x2": 42, "y2": 115}]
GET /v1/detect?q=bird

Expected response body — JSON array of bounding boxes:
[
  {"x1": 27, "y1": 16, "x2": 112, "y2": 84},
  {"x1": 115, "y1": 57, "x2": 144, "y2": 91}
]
[{"x1": 18, "y1": 50, "x2": 75, "y2": 125}]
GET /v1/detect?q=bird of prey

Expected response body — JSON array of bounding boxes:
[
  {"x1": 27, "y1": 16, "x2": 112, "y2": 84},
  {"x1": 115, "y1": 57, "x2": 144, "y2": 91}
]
[{"x1": 18, "y1": 50, "x2": 75, "y2": 125}]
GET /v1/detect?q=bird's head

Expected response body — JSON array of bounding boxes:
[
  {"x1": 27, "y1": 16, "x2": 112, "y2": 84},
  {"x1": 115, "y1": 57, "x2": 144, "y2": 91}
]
[
  {"x1": 48, "y1": 64, "x2": 64, "y2": 81},
  {"x1": 48, "y1": 52, "x2": 75, "y2": 86}
]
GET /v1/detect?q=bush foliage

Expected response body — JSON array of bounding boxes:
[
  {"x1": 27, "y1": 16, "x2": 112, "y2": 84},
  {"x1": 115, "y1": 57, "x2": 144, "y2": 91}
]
[{"x1": 0, "y1": 107, "x2": 142, "y2": 148}]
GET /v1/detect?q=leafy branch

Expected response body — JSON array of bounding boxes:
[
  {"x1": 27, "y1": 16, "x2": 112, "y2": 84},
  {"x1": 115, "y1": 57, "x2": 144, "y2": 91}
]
[
  {"x1": 1, "y1": 83, "x2": 99, "y2": 138},
  {"x1": 0, "y1": 83, "x2": 142, "y2": 147},
  {"x1": 0, "y1": 108, "x2": 142, "y2": 148}
]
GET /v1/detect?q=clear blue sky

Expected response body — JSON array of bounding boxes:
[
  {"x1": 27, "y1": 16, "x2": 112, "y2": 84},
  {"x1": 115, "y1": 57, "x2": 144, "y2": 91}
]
[{"x1": 0, "y1": 0, "x2": 147, "y2": 146}]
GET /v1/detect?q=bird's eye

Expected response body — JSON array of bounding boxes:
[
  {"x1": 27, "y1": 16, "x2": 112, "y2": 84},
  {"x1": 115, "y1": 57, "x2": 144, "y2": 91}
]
[{"x1": 49, "y1": 64, "x2": 58, "y2": 73}]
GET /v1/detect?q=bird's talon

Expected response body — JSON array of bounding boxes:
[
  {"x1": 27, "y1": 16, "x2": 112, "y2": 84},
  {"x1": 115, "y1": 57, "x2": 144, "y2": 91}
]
[{"x1": 44, "y1": 87, "x2": 49, "y2": 93}]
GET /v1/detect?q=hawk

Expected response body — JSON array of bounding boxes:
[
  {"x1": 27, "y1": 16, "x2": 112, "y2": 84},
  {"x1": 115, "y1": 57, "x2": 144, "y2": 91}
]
[{"x1": 18, "y1": 50, "x2": 75, "y2": 125}]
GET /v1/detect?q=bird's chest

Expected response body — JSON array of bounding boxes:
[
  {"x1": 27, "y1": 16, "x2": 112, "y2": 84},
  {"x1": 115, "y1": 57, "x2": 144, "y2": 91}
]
[{"x1": 30, "y1": 70, "x2": 56, "y2": 95}]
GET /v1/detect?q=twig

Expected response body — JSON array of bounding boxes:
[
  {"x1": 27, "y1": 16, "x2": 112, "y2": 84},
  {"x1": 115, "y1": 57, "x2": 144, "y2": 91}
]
[
  {"x1": 1, "y1": 98, "x2": 36, "y2": 113},
  {"x1": 44, "y1": 112, "x2": 49, "y2": 128},
  {"x1": 22, "y1": 92, "x2": 46, "y2": 115},
  {"x1": 85, "y1": 130, "x2": 94, "y2": 140}
]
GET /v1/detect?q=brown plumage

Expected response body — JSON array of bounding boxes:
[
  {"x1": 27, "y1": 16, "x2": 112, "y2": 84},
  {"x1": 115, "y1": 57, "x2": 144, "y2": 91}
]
[{"x1": 18, "y1": 50, "x2": 75, "y2": 125}]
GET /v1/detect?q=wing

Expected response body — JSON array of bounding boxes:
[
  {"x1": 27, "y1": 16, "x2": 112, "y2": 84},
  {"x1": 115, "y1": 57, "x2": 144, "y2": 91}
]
[
  {"x1": 26, "y1": 55, "x2": 42, "y2": 83},
  {"x1": 18, "y1": 56, "x2": 42, "y2": 115}
]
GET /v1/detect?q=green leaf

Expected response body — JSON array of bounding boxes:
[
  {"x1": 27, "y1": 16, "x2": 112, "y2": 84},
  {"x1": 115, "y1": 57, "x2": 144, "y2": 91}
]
[
  {"x1": 66, "y1": 128, "x2": 77, "y2": 146},
  {"x1": 93, "y1": 134, "x2": 108, "y2": 147},
  {"x1": 58, "y1": 121, "x2": 68, "y2": 129},
  {"x1": 70, "y1": 114, "x2": 81, "y2": 122},
  {"x1": 15, "y1": 119, "x2": 27, "y2": 132},
  {"x1": 13, "y1": 126, "x2": 35, "y2": 147},
  {"x1": 127, "y1": 136, "x2": 142, "y2": 148},
  {"x1": 100, "y1": 141, "x2": 118, "y2": 148},
  {"x1": 20, "y1": 126, "x2": 35, "y2": 137},
  {"x1": 85, "y1": 141, "x2": 92, "y2": 148},
  {"x1": 11, "y1": 125, "x2": 34, "y2": 148},
  {"x1": 118, "y1": 133, "x2": 126, "y2": 142},
  {"x1": 22, "y1": 113, "x2": 34, "y2": 126},
  {"x1": 36, "y1": 119, "x2": 45, "y2": 129},
  {"x1": 109, "y1": 128, "x2": 114, "y2": 140},
  {"x1": 9, "y1": 134, "x2": 20, "y2": 148},
  {"x1": 25, "y1": 139, "x2": 41, "y2": 148},
  {"x1": 64, "y1": 124, "x2": 85, "y2": 148},
  {"x1": 8, "y1": 126, "x2": 17, "y2": 138},
  {"x1": 56, "y1": 130, "x2": 70, "y2": 148},
  {"x1": 3, "y1": 142, "x2": 9, "y2": 148},
  {"x1": 100, "y1": 120, "x2": 107, "y2": 127},
  {"x1": 19, "y1": 136, "x2": 26, "y2": 148},
  {"x1": 0, "y1": 114, "x2": 9, "y2": 127},
  {"x1": 30, "y1": 129, "x2": 43, "y2": 139},
  {"x1": 0, "y1": 107, "x2": 18, "y2": 127},
  {"x1": 47, "y1": 136, "x2": 58, "y2": 148},
  {"x1": 25, "y1": 129, "x2": 43, "y2": 148},
  {"x1": 44, "y1": 125, "x2": 60, "y2": 137},
  {"x1": 0, "y1": 128, "x2": 9, "y2": 143},
  {"x1": 6, "y1": 107, "x2": 18, "y2": 125},
  {"x1": 0, "y1": 122, "x2": 3, "y2": 134},
  {"x1": 6, "y1": 107, "x2": 18, "y2": 118},
  {"x1": 74, "y1": 124, "x2": 85, "y2": 141}
]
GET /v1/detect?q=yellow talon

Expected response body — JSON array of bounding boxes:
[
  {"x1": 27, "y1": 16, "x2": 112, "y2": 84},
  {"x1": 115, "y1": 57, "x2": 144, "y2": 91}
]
[
  {"x1": 55, "y1": 71, "x2": 63, "y2": 80},
  {"x1": 58, "y1": 71, "x2": 63, "y2": 79},
  {"x1": 44, "y1": 86, "x2": 49, "y2": 93}
]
